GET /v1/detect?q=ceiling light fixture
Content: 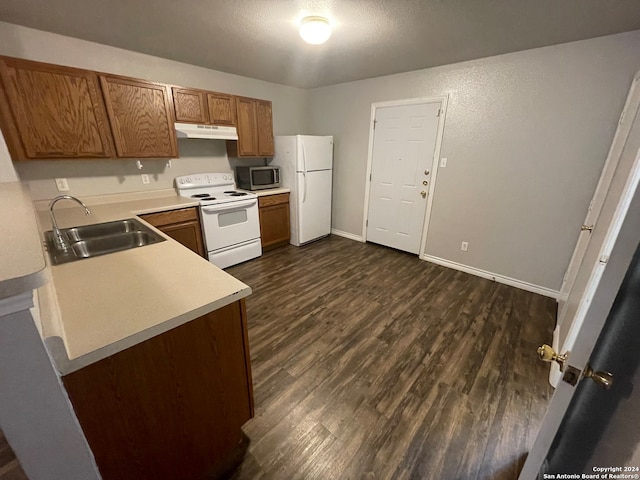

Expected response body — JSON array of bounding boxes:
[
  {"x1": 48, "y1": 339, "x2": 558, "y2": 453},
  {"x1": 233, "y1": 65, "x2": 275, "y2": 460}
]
[{"x1": 299, "y1": 16, "x2": 331, "y2": 45}]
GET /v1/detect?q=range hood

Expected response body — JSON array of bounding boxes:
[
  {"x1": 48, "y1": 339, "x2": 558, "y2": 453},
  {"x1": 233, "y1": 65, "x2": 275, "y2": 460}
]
[{"x1": 175, "y1": 122, "x2": 238, "y2": 140}]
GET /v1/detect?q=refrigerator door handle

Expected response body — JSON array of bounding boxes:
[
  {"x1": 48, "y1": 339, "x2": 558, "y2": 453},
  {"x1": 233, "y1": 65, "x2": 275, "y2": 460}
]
[
  {"x1": 301, "y1": 142, "x2": 307, "y2": 173},
  {"x1": 303, "y1": 172, "x2": 307, "y2": 203}
]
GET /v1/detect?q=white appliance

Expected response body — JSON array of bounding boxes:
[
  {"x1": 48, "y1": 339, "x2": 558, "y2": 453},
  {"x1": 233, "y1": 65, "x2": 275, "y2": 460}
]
[
  {"x1": 175, "y1": 173, "x2": 261, "y2": 268},
  {"x1": 174, "y1": 122, "x2": 238, "y2": 140},
  {"x1": 271, "y1": 135, "x2": 333, "y2": 246}
]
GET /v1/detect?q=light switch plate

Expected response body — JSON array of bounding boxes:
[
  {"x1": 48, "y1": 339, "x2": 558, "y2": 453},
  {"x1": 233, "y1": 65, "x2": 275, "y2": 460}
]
[
  {"x1": 440, "y1": 158, "x2": 448, "y2": 168},
  {"x1": 141, "y1": 174, "x2": 150, "y2": 184}
]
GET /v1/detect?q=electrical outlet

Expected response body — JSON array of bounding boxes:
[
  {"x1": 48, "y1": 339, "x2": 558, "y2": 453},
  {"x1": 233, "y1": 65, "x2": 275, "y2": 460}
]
[
  {"x1": 440, "y1": 157, "x2": 448, "y2": 168},
  {"x1": 55, "y1": 178, "x2": 70, "y2": 191},
  {"x1": 461, "y1": 241, "x2": 469, "y2": 252},
  {"x1": 141, "y1": 174, "x2": 150, "y2": 184}
]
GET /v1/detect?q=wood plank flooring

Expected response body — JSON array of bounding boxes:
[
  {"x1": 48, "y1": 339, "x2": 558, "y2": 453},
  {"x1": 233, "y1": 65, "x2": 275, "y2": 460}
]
[
  {"x1": 227, "y1": 235, "x2": 556, "y2": 480},
  {"x1": 0, "y1": 235, "x2": 556, "y2": 480}
]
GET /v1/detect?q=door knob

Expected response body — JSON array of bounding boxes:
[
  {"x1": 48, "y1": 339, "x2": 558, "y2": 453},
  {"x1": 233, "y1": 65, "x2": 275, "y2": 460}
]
[
  {"x1": 537, "y1": 344, "x2": 568, "y2": 371},
  {"x1": 581, "y1": 224, "x2": 594, "y2": 232},
  {"x1": 423, "y1": 180, "x2": 428, "y2": 185},
  {"x1": 424, "y1": 169, "x2": 430, "y2": 175},
  {"x1": 583, "y1": 364, "x2": 614, "y2": 389},
  {"x1": 420, "y1": 191, "x2": 427, "y2": 198}
]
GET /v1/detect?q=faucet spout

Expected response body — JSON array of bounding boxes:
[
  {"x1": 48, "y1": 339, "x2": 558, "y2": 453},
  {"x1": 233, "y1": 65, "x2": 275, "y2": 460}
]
[{"x1": 49, "y1": 195, "x2": 92, "y2": 251}]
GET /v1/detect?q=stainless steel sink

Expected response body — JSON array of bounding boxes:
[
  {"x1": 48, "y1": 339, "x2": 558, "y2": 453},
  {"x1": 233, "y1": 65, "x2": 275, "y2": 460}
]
[{"x1": 44, "y1": 218, "x2": 165, "y2": 265}]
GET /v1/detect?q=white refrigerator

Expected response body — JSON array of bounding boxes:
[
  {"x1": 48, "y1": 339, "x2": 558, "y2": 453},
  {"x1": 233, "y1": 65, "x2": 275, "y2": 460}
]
[{"x1": 271, "y1": 135, "x2": 333, "y2": 246}]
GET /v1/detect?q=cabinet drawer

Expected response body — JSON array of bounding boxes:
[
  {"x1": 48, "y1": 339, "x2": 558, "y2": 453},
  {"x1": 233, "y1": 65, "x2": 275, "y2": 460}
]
[
  {"x1": 140, "y1": 207, "x2": 198, "y2": 227},
  {"x1": 258, "y1": 193, "x2": 289, "y2": 208}
]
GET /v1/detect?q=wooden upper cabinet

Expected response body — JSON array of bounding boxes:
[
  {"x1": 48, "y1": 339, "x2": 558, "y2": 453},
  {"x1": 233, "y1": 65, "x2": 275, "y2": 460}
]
[
  {"x1": 172, "y1": 87, "x2": 236, "y2": 127},
  {"x1": 234, "y1": 96, "x2": 259, "y2": 157},
  {"x1": 0, "y1": 56, "x2": 115, "y2": 160},
  {"x1": 207, "y1": 92, "x2": 235, "y2": 126},
  {"x1": 257, "y1": 100, "x2": 274, "y2": 157},
  {"x1": 228, "y1": 96, "x2": 274, "y2": 158},
  {"x1": 100, "y1": 75, "x2": 178, "y2": 158},
  {"x1": 172, "y1": 87, "x2": 208, "y2": 124}
]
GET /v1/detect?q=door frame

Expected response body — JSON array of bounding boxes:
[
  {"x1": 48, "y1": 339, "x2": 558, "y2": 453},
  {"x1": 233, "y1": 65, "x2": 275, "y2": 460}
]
[{"x1": 362, "y1": 95, "x2": 449, "y2": 253}]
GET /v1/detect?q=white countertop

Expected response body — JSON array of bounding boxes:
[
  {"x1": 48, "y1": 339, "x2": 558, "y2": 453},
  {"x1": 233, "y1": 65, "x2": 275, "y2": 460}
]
[
  {"x1": 0, "y1": 182, "x2": 49, "y2": 300},
  {"x1": 239, "y1": 187, "x2": 290, "y2": 197},
  {"x1": 32, "y1": 190, "x2": 252, "y2": 374}
]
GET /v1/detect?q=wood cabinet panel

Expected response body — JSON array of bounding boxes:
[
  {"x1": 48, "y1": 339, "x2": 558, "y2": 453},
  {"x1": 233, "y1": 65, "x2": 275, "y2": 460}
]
[
  {"x1": 257, "y1": 100, "x2": 274, "y2": 156},
  {"x1": 63, "y1": 300, "x2": 254, "y2": 480},
  {"x1": 100, "y1": 75, "x2": 178, "y2": 158},
  {"x1": 140, "y1": 207, "x2": 205, "y2": 257},
  {"x1": 259, "y1": 193, "x2": 290, "y2": 250},
  {"x1": 0, "y1": 56, "x2": 115, "y2": 160},
  {"x1": 172, "y1": 87, "x2": 208, "y2": 124},
  {"x1": 228, "y1": 96, "x2": 274, "y2": 158},
  {"x1": 207, "y1": 92, "x2": 236, "y2": 126},
  {"x1": 234, "y1": 97, "x2": 258, "y2": 157}
]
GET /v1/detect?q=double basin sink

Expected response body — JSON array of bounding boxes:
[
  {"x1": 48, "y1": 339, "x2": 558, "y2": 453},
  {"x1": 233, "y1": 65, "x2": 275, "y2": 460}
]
[{"x1": 45, "y1": 218, "x2": 165, "y2": 265}]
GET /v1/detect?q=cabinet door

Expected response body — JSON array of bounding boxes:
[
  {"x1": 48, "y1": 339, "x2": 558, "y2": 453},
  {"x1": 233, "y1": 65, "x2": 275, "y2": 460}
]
[
  {"x1": 172, "y1": 87, "x2": 208, "y2": 124},
  {"x1": 259, "y1": 194, "x2": 290, "y2": 249},
  {"x1": 139, "y1": 207, "x2": 206, "y2": 257},
  {"x1": 100, "y1": 75, "x2": 178, "y2": 158},
  {"x1": 207, "y1": 92, "x2": 236, "y2": 126},
  {"x1": 235, "y1": 97, "x2": 258, "y2": 156},
  {"x1": 62, "y1": 300, "x2": 254, "y2": 480},
  {"x1": 256, "y1": 100, "x2": 274, "y2": 157},
  {"x1": 0, "y1": 56, "x2": 115, "y2": 159}
]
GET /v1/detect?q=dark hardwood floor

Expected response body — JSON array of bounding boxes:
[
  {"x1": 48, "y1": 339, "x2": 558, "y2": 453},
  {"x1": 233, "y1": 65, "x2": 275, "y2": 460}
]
[
  {"x1": 0, "y1": 235, "x2": 556, "y2": 480},
  {"x1": 227, "y1": 235, "x2": 556, "y2": 480}
]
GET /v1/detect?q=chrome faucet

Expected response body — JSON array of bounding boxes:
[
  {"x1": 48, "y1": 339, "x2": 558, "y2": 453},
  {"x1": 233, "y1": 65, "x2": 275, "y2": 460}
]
[{"x1": 49, "y1": 195, "x2": 92, "y2": 251}]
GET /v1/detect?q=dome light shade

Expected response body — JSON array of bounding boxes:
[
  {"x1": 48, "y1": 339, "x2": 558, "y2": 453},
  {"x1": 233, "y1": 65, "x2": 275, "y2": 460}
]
[{"x1": 299, "y1": 16, "x2": 331, "y2": 45}]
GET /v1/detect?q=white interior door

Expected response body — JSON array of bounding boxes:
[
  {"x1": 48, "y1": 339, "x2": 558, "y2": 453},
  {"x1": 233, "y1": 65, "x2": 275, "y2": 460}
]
[
  {"x1": 296, "y1": 169, "x2": 332, "y2": 244},
  {"x1": 553, "y1": 75, "x2": 640, "y2": 385},
  {"x1": 519, "y1": 147, "x2": 640, "y2": 479},
  {"x1": 366, "y1": 101, "x2": 441, "y2": 254}
]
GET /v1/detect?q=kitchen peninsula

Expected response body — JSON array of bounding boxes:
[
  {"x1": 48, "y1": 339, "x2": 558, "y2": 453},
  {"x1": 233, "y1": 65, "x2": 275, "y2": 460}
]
[{"x1": 1, "y1": 183, "x2": 255, "y2": 480}]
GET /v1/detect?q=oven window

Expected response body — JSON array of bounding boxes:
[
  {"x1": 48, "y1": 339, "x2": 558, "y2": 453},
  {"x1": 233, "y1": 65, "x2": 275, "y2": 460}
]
[
  {"x1": 251, "y1": 169, "x2": 274, "y2": 185},
  {"x1": 218, "y1": 210, "x2": 248, "y2": 227}
]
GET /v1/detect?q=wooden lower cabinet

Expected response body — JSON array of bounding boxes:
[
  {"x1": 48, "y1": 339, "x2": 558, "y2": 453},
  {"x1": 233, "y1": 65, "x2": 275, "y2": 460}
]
[
  {"x1": 63, "y1": 300, "x2": 254, "y2": 480},
  {"x1": 140, "y1": 207, "x2": 206, "y2": 257},
  {"x1": 258, "y1": 193, "x2": 290, "y2": 250}
]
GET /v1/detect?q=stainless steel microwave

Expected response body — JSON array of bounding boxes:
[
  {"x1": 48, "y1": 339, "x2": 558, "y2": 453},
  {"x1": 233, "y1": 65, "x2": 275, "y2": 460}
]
[{"x1": 235, "y1": 166, "x2": 280, "y2": 190}]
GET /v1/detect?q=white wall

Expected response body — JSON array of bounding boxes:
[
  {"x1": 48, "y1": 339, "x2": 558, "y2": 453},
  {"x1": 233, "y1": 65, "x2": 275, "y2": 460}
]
[
  {"x1": 0, "y1": 134, "x2": 17, "y2": 182},
  {"x1": 0, "y1": 21, "x2": 309, "y2": 200},
  {"x1": 308, "y1": 31, "x2": 640, "y2": 292}
]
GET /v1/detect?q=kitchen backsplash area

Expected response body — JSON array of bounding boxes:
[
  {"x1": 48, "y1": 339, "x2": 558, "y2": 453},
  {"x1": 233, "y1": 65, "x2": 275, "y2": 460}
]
[{"x1": 12, "y1": 138, "x2": 237, "y2": 200}]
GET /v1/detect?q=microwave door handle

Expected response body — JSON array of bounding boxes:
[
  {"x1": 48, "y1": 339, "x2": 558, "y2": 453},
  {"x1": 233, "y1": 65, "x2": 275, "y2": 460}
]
[{"x1": 275, "y1": 169, "x2": 279, "y2": 184}]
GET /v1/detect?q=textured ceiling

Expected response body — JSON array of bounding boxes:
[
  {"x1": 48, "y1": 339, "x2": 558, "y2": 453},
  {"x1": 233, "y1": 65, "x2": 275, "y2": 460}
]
[{"x1": 1, "y1": 0, "x2": 639, "y2": 88}]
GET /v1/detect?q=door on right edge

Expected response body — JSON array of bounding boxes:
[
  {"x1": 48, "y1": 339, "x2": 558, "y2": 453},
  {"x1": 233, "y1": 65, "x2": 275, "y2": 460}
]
[{"x1": 366, "y1": 101, "x2": 440, "y2": 254}]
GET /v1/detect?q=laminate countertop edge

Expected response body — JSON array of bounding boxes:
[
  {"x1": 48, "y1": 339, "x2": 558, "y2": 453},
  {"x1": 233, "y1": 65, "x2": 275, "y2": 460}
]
[{"x1": 33, "y1": 191, "x2": 252, "y2": 375}]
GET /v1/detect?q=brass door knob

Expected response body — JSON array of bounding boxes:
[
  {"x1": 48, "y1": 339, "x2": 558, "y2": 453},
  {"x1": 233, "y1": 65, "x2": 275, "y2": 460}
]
[
  {"x1": 581, "y1": 224, "x2": 594, "y2": 232},
  {"x1": 423, "y1": 180, "x2": 428, "y2": 185},
  {"x1": 420, "y1": 191, "x2": 427, "y2": 198},
  {"x1": 537, "y1": 344, "x2": 568, "y2": 371},
  {"x1": 583, "y1": 364, "x2": 614, "y2": 389}
]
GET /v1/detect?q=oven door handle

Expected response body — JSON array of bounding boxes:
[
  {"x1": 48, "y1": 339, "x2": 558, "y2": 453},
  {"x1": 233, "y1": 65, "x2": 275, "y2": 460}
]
[{"x1": 201, "y1": 199, "x2": 258, "y2": 213}]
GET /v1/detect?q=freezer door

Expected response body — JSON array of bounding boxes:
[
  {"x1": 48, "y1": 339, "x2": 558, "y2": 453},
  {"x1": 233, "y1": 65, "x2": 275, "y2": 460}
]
[
  {"x1": 296, "y1": 170, "x2": 332, "y2": 244},
  {"x1": 296, "y1": 135, "x2": 333, "y2": 172}
]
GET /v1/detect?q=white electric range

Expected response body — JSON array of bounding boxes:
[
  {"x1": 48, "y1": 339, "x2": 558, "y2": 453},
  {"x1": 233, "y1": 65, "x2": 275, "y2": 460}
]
[{"x1": 175, "y1": 173, "x2": 261, "y2": 269}]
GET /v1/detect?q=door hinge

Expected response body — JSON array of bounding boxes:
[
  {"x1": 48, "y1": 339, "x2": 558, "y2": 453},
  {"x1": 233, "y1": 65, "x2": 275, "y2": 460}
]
[
  {"x1": 373, "y1": 119, "x2": 377, "y2": 129},
  {"x1": 599, "y1": 254, "x2": 609, "y2": 264},
  {"x1": 619, "y1": 109, "x2": 625, "y2": 125},
  {"x1": 369, "y1": 173, "x2": 372, "y2": 181},
  {"x1": 366, "y1": 219, "x2": 368, "y2": 227},
  {"x1": 436, "y1": 108, "x2": 441, "y2": 117}
]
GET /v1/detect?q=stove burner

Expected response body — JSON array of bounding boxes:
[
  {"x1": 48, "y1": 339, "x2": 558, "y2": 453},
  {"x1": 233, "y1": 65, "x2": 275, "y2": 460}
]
[
  {"x1": 225, "y1": 191, "x2": 248, "y2": 197},
  {"x1": 223, "y1": 190, "x2": 237, "y2": 194},
  {"x1": 192, "y1": 193, "x2": 212, "y2": 198}
]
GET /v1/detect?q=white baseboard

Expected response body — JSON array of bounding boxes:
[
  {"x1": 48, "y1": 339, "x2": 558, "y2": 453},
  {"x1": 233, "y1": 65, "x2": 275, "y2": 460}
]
[
  {"x1": 331, "y1": 229, "x2": 365, "y2": 243},
  {"x1": 421, "y1": 254, "x2": 559, "y2": 299}
]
